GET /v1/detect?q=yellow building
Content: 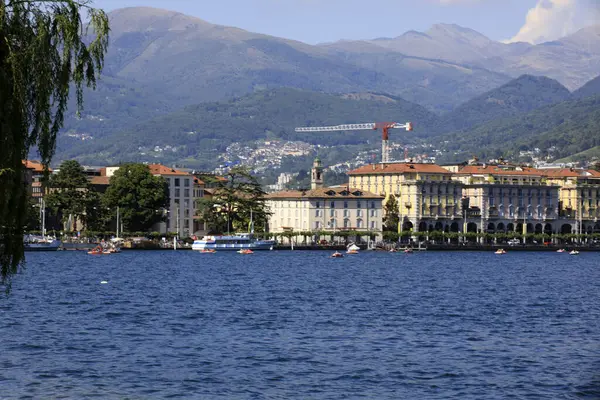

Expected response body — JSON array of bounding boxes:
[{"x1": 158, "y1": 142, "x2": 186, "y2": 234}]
[
  {"x1": 348, "y1": 163, "x2": 463, "y2": 233},
  {"x1": 454, "y1": 165, "x2": 560, "y2": 236},
  {"x1": 543, "y1": 168, "x2": 600, "y2": 234}
]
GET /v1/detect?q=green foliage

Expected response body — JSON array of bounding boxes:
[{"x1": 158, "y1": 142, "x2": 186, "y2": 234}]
[
  {"x1": 198, "y1": 167, "x2": 270, "y2": 234},
  {"x1": 383, "y1": 196, "x2": 400, "y2": 232},
  {"x1": 45, "y1": 160, "x2": 94, "y2": 231},
  {"x1": 102, "y1": 163, "x2": 169, "y2": 232},
  {"x1": 0, "y1": 0, "x2": 109, "y2": 283}
]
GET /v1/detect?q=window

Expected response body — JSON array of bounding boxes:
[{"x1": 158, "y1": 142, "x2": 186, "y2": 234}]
[
  {"x1": 371, "y1": 209, "x2": 377, "y2": 217},
  {"x1": 357, "y1": 209, "x2": 363, "y2": 217},
  {"x1": 184, "y1": 219, "x2": 189, "y2": 229},
  {"x1": 184, "y1": 189, "x2": 190, "y2": 197},
  {"x1": 357, "y1": 219, "x2": 363, "y2": 229},
  {"x1": 316, "y1": 201, "x2": 320, "y2": 208},
  {"x1": 371, "y1": 201, "x2": 376, "y2": 209},
  {"x1": 315, "y1": 221, "x2": 321, "y2": 229},
  {"x1": 344, "y1": 219, "x2": 349, "y2": 228},
  {"x1": 357, "y1": 201, "x2": 361, "y2": 209},
  {"x1": 175, "y1": 178, "x2": 180, "y2": 187},
  {"x1": 184, "y1": 209, "x2": 189, "y2": 217},
  {"x1": 184, "y1": 179, "x2": 190, "y2": 187},
  {"x1": 344, "y1": 210, "x2": 350, "y2": 218},
  {"x1": 371, "y1": 221, "x2": 376, "y2": 229},
  {"x1": 175, "y1": 188, "x2": 180, "y2": 198},
  {"x1": 316, "y1": 209, "x2": 321, "y2": 217},
  {"x1": 344, "y1": 201, "x2": 348, "y2": 208},
  {"x1": 330, "y1": 209, "x2": 335, "y2": 217},
  {"x1": 330, "y1": 201, "x2": 335, "y2": 208}
]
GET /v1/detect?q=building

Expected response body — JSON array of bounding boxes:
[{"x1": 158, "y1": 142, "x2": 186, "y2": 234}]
[
  {"x1": 453, "y1": 164, "x2": 560, "y2": 236},
  {"x1": 266, "y1": 158, "x2": 384, "y2": 240},
  {"x1": 23, "y1": 160, "x2": 51, "y2": 207},
  {"x1": 348, "y1": 162, "x2": 463, "y2": 233},
  {"x1": 543, "y1": 168, "x2": 600, "y2": 234}
]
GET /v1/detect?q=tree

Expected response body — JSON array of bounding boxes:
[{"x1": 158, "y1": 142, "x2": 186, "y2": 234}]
[
  {"x1": 0, "y1": 1, "x2": 109, "y2": 282},
  {"x1": 102, "y1": 163, "x2": 169, "y2": 232},
  {"x1": 198, "y1": 167, "x2": 270, "y2": 234},
  {"x1": 383, "y1": 195, "x2": 400, "y2": 232},
  {"x1": 45, "y1": 160, "x2": 93, "y2": 231}
]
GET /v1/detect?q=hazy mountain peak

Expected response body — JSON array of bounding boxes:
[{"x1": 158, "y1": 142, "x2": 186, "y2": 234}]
[{"x1": 107, "y1": 7, "x2": 214, "y2": 34}]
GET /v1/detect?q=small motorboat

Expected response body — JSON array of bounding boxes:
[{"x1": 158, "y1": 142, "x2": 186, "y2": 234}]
[
  {"x1": 238, "y1": 249, "x2": 253, "y2": 254},
  {"x1": 331, "y1": 251, "x2": 344, "y2": 258},
  {"x1": 404, "y1": 248, "x2": 414, "y2": 254},
  {"x1": 495, "y1": 249, "x2": 507, "y2": 255},
  {"x1": 570, "y1": 250, "x2": 580, "y2": 255},
  {"x1": 200, "y1": 249, "x2": 216, "y2": 253},
  {"x1": 389, "y1": 249, "x2": 398, "y2": 253},
  {"x1": 346, "y1": 249, "x2": 359, "y2": 254},
  {"x1": 88, "y1": 246, "x2": 105, "y2": 255},
  {"x1": 556, "y1": 249, "x2": 566, "y2": 253}
]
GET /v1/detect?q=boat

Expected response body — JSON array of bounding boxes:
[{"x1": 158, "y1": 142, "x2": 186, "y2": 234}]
[
  {"x1": 404, "y1": 248, "x2": 414, "y2": 254},
  {"x1": 570, "y1": 250, "x2": 580, "y2": 255},
  {"x1": 24, "y1": 200, "x2": 61, "y2": 251},
  {"x1": 192, "y1": 233, "x2": 276, "y2": 251},
  {"x1": 495, "y1": 249, "x2": 507, "y2": 255},
  {"x1": 24, "y1": 235, "x2": 61, "y2": 252},
  {"x1": 238, "y1": 249, "x2": 253, "y2": 254},
  {"x1": 200, "y1": 249, "x2": 216, "y2": 254},
  {"x1": 346, "y1": 243, "x2": 360, "y2": 254},
  {"x1": 88, "y1": 246, "x2": 106, "y2": 255},
  {"x1": 331, "y1": 251, "x2": 344, "y2": 258},
  {"x1": 556, "y1": 249, "x2": 566, "y2": 253}
]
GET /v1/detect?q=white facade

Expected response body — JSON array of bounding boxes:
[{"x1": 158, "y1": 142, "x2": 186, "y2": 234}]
[{"x1": 266, "y1": 188, "x2": 384, "y2": 239}]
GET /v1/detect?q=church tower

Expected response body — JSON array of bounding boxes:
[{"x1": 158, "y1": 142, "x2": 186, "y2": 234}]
[{"x1": 311, "y1": 157, "x2": 324, "y2": 189}]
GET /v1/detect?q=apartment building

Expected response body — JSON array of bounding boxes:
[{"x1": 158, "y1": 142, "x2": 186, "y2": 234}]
[
  {"x1": 348, "y1": 162, "x2": 463, "y2": 233},
  {"x1": 453, "y1": 165, "x2": 560, "y2": 235}
]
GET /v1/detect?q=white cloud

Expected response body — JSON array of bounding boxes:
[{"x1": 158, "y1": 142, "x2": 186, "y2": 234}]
[{"x1": 508, "y1": 0, "x2": 600, "y2": 44}]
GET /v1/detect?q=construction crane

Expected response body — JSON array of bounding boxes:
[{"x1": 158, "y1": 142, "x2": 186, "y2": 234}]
[{"x1": 295, "y1": 122, "x2": 413, "y2": 163}]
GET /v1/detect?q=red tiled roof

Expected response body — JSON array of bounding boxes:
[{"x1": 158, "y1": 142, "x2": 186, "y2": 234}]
[
  {"x1": 348, "y1": 163, "x2": 453, "y2": 175},
  {"x1": 266, "y1": 187, "x2": 383, "y2": 199},
  {"x1": 23, "y1": 160, "x2": 51, "y2": 173},
  {"x1": 148, "y1": 164, "x2": 190, "y2": 176},
  {"x1": 456, "y1": 165, "x2": 544, "y2": 176},
  {"x1": 194, "y1": 177, "x2": 205, "y2": 185},
  {"x1": 541, "y1": 168, "x2": 600, "y2": 178}
]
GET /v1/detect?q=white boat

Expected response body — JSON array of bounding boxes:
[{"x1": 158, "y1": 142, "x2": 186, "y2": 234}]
[
  {"x1": 24, "y1": 235, "x2": 61, "y2": 251},
  {"x1": 347, "y1": 243, "x2": 360, "y2": 252},
  {"x1": 192, "y1": 233, "x2": 276, "y2": 251},
  {"x1": 495, "y1": 249, "x2": 507, "y2": 255},
  {"x1": 569, "y1": 250, "x2": 580, "y2": 255}
]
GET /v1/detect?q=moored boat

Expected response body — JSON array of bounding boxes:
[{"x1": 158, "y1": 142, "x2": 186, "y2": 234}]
[
  {"x1": 495, "y1": 249, "x2": 507, "y2": 255},
  {"x1": 192, "y1": 233, "x2": 275, "y2": 252},
  {"x1": 24, "y1": 236, "x2": 62, "y2": 252}
]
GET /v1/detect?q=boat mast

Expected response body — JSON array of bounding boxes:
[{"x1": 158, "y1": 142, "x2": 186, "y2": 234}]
[
  {"x1": 41, "y1": 199, "x2": 46, "y2": 238},
  {"x1": 116, "y1": 206, "x2": 120, "y2": 238},
  {"x1": 250, "y1": 209, "x2": 254, "y2": 234}
]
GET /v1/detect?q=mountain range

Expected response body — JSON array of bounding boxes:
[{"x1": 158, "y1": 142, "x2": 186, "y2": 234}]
[{"x1": 54, "y1": 7, "x2": 600, "y2": 172}]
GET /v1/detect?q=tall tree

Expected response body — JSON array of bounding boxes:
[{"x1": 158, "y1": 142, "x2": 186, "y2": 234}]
[
  {"x1": 45, "y1": 160, "x2": 91, "y2": 231},
  {"x1": 383, "y1": 195, "x2": 400, "y2": 232},
  {"x1": 198, "y1": 167, "x2": 270, "y2": 234},
  {"x1": 102, "y1": 163, "x2": 169, "y2": 232},
  {"x1": 0, "y1": 1, "x2": 109, "y2": 282}
]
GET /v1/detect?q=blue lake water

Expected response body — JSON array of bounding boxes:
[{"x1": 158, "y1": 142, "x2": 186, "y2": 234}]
[{"x1": 1, "y1": 250, "x2": 599, "y2": 399}]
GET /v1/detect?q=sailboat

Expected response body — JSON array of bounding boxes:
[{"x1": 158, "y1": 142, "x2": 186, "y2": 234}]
[{"x1": 24, "y1": 199, "x2": 61, "y2": 251}]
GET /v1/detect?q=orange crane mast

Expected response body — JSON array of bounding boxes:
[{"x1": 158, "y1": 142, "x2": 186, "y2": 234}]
[{"x1": 295, "y1": 121, "x2": 413, "y2": 163}]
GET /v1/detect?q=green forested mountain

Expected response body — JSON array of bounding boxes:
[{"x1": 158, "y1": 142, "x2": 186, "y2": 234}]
[
  {"x1": 438, "y1": 95, "x2": 600, "y2": 161},
  {"x1": 57, "y1": 88, "x2": 440, "y2": 167},
  {"x1": 436, "y1": 75, "x2": 571, "y2": 133},
  {"x1": 572, "y1": 75, "x2": 600, "y2": 99}
]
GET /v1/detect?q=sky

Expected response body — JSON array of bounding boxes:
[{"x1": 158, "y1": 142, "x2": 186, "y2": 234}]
[{"x1": 92, "y1": 0, "x2": 600, "y2": 45}]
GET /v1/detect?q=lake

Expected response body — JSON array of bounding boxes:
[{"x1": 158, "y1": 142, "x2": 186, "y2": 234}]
[{"x1": 1, "y1": 250, "x2": 599, "y2": 399}]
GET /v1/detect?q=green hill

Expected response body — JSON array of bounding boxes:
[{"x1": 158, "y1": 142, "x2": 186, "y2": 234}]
[
  {"x1": 56, "y1": 88, "x2": 440, "y2": 168},
  {"x1": 438, "y1": 94, "x2": 600, "y2": 162},
  {"x1": 436, "y1": 75, "x2": 571, "y2": 133}
]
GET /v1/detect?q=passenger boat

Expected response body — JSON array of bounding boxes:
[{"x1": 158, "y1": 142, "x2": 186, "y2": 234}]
[
  {"x1": 331, "y1": 251, "x2": 344, "y2": 258},
  {"x1": 192, "y1": 233, "x2": 275, "y2": 252},
  {"x1": 569, "y1": 250, "x2": 580, "y2": 255}
]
